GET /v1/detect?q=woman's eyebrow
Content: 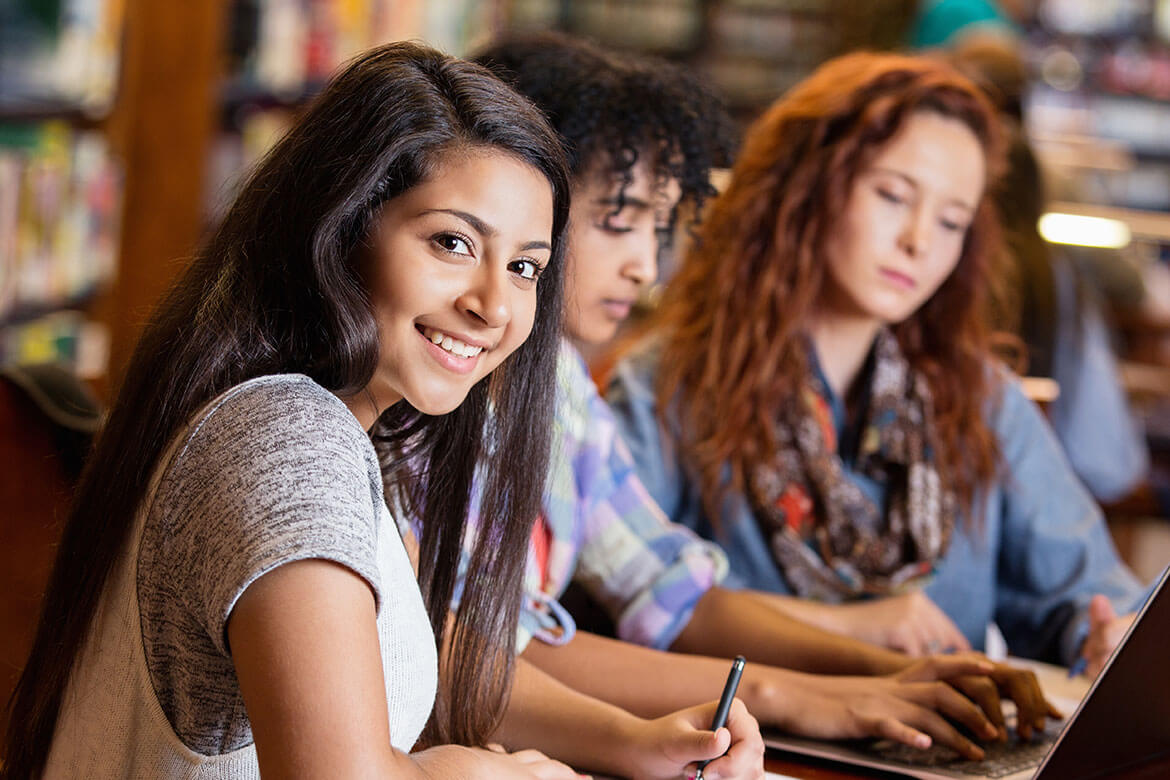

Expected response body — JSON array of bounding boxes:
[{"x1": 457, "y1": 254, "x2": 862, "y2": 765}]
[
  {"x1": 419, "y1": 208, "x2": 496, "y2": 236},
  {"x1": 870, "y1": 167, "x2": 918, "y2": 189},
  {"x1": 420, "y1": 208, "x2": 550, "y2": 252},
  {"x1": 871, "y1": 168, "x2": 977, "y2": 212}
]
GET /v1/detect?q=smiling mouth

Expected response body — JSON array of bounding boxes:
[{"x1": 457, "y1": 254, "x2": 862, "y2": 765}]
[{"x1": 418, "y1": 325, "x2": 485, "y2": 358}]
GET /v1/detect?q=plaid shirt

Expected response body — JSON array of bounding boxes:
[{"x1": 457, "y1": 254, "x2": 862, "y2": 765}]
[{"x1": 509, "y1": 342, "x2": 727, "y2": 651}]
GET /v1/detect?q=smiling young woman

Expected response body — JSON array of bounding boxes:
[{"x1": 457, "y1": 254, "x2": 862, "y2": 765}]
[
  {"x1": 353, "y1": 149, "x2": 554, "y2": 425},
  {"x1": 1, "y1": 41, "x2": 580, "y2": 780}
]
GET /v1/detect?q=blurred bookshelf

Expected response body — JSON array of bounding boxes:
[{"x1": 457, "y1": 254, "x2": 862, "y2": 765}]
[
  {"x1": 0, "y1": 0, "x2": 125, "y2": 379},
  {"x1": 503, "y1": 0, "x2": 916, "y2": 121},
  {"x1": 0, "y1": 0, "x2": 123, "y2": 117},
  {"x1": 207, "y1": 0, "x2": 509, "y2": 219},
  {"x1": 1, "y1": 1, "x2": 229, "y2": 393},
  {"x1": 0, "y1": 123, "x2": 120, "y2": 343},
  {"x1": 204, "y1": 1, "x2": 929, "y2": 229},
  {"x1": 1026, "y1": 0, "x2": 1170, "y2": 212},
  {"x1": 1022, "y1": 0, "x2": 1170, "y2": 370}
]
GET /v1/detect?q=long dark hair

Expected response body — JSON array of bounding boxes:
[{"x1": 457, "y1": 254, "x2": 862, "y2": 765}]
[
  {"x1": 3, "y1": 41, "x2": 570, "y2": 776},
  {"x1": 649, "y1": 51, "x2": 1006, "y2": 525}
]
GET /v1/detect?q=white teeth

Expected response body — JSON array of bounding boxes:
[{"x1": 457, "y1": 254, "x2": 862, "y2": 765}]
[
  {"x1": 423, "y1": 327, "x2": 483, "y2": 359},
  {"x1": 455, "y1": 340, "x2": 482, "y2": 357}
]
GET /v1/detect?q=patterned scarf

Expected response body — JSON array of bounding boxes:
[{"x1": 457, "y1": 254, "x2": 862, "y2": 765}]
[{"x1": 746, "y1": 328, "x2": 957, "y2": 601}]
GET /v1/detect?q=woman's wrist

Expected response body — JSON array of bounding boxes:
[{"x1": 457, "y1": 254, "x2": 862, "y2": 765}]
[
  {"x1": 862, "y1": 645, "x2": 915, "y2": 676},
  {"x1": 739, "y1": 666, "x2": 812, "y2": 731},
  {"x1": 765, "y1": 595, "x2": 911, "y2": 676},
  {"x1": 608, "y1": 709, "x2": 658, "y2": 778}
]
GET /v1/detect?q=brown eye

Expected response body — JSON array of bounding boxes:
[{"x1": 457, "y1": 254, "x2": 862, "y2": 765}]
[
  {"x1": 432, "y1": 232, "x2": 473, "y2": 256},
  {"x1": 510, "y1": 258, "x2": 543, "y2": 282}
]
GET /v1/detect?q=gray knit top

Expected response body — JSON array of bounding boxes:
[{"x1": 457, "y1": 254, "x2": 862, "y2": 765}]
[{"x1": 44, "y1": 375, "x2": 437, "y2": 778}]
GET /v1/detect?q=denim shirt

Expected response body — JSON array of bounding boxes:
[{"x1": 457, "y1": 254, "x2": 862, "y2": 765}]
[{"x1": 606, "y1": 345, "x2": 1147, "y2": 666}]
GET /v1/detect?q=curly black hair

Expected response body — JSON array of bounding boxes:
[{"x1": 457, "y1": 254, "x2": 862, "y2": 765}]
[{"x1": 473, "y1": 31, "x2": 736, "y2": 227}]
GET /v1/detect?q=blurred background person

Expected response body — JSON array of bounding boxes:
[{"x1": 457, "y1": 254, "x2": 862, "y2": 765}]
[{"x1": 607, "y1": 52, "x2": 1148, "y2": 680}]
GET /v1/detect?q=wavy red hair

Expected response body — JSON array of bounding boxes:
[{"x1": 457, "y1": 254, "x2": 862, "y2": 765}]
[{"x1": 649, "y1": 51, "x2": 1008, "y2": 525}]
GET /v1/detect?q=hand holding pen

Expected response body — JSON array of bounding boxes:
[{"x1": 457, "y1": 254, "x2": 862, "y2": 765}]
[
  {"x1": 694, "y1": 656, "x2": 747, "y2": 780},
  {"x1": 619, "y1": 663, "x2": 762, "y2": 780}
]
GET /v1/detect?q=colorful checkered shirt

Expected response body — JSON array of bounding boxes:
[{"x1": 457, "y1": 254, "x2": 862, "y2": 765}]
[{"x1": 509, "y1": 342, "x2": 728, "y2": 651}]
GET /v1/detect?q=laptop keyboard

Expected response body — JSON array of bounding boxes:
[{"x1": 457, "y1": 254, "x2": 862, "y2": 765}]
[{"x1": 870, "y1": 720, "x2": 1062, "y2": 777}]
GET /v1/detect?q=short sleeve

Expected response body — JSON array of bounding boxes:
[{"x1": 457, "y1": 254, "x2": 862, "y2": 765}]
[
  {"x1": 147, "y1": 375, "x2": 385, "y2": 657},
  {"x1": 138, "y1": 375, "x2": 393, "y2": 754}
]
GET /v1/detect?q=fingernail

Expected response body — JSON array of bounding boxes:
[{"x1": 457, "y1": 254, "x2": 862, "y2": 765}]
[
  {"x1": 985, "y1": 723, "x2": 999, "y2": 739},
  {"x1": 915, "y1": 734, "x2": 931, "y2": 749}
]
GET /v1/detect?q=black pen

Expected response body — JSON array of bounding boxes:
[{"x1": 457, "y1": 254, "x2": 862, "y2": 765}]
[{"x1": 695, "y1": 655, "x2": 746, "y2": 780}]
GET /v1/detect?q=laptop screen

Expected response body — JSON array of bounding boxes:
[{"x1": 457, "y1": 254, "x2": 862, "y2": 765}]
[{"x1": 1036, "y1": 566, "x2": 1170, "y2": 779}]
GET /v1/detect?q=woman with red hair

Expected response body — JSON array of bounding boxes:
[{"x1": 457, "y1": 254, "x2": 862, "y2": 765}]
[{"x1": 608, "y1": 51, "x2": 1146, "y2": 679}]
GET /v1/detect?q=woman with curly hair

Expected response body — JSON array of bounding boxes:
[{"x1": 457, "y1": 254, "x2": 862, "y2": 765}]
[
  {"x1": 472, "y1": 34, "x2": 1064, "y2": 762},
  {"x1": 607, "y1": 51, "x2": 1146, "y2": 683}
]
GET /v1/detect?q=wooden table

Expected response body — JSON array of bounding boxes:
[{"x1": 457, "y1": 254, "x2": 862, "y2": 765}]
[{"x1": 766, "y1": 751, "x2": 903, "y2": 778}]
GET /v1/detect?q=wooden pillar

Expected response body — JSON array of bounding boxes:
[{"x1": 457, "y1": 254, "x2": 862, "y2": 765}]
[{"x1": 98, "y1": 0, "x2": 228, "y2": 396}]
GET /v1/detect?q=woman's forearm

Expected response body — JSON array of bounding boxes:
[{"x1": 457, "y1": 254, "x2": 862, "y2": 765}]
[
  {"x1": 672, "y1": 586, "x2": 911, "y2": 676},
  {"x1": 521, "y1": 628, "x2": 817, "y2": 729},
  {"x1": 494, "y1": 657, "x2": 647, "y2": 777},
  {"x1": 522, "y1": 630, "x2": 750, "y2": 715}
]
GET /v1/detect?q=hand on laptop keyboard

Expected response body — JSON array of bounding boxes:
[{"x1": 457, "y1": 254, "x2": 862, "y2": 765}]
[
  {"x1": 939, "y1": 658, "x2": 1064, "y2": 741},
  {"x1": 870, "y1": 717, "x2": 1064, "y2": 777},
  {"x1": 788, "y1": 656, "x2": 1002, "y2": 760}
]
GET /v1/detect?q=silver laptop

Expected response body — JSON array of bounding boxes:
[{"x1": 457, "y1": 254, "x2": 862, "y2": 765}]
[{"x1": 765, "y1": 566, "x2": 1170, "y2": 779}]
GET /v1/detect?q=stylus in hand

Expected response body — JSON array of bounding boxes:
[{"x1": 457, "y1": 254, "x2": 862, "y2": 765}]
[{"x1": 694, "y1": 655, "x2": 745, "y2": 780}]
